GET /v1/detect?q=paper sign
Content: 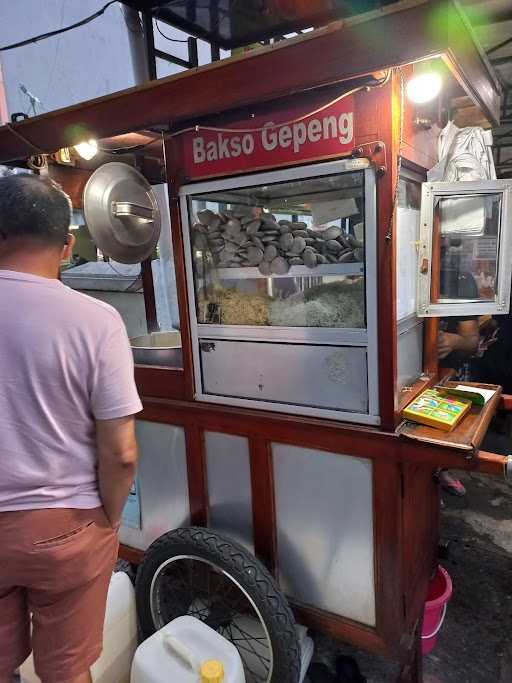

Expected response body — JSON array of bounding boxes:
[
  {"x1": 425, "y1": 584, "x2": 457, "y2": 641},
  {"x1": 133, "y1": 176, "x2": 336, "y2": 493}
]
[
  {"x1": 474, "y1": 237, "x2": 497, "y2": 260},
  {"x1": 455, "y1": 384, "x2": 496, "y2": 404},
  {"x1": 311, "y1": 198, "x2": 358, "y2": 225}
]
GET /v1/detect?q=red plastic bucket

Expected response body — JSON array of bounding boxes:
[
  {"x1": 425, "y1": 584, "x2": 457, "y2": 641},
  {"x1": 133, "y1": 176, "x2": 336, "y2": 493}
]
[{"x1": 421, "y1": 565, "x2": 452, "y2": 655}]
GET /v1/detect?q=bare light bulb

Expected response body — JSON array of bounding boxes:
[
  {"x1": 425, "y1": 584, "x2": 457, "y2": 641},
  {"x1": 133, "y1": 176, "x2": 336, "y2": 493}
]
[
  {"x1": 74, "y1": 139, "x2": 98, "y2": 160},
  {"x1": 406, "y1": 72, "x2": 442, "y2": 104}
]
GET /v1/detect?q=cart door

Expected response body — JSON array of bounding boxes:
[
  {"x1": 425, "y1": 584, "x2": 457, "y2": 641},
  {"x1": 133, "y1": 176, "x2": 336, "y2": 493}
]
[{"x1": 417, "y1": 180, "x2": 512, "y2": 318}]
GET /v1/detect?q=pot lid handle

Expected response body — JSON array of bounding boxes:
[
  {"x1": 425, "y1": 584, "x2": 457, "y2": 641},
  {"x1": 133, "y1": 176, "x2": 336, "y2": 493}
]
[{"x1": 111, "y1": 201, "x2": 154, "y2": 222}]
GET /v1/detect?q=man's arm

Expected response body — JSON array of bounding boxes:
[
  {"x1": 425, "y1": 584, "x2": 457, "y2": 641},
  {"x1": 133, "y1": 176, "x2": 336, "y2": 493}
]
[
  {"x1": 96, "y1": 415, "x2": 138, "y2": 528},
  {"x1": 438, "y1": 319, "x2": 479, "y2": 359}
]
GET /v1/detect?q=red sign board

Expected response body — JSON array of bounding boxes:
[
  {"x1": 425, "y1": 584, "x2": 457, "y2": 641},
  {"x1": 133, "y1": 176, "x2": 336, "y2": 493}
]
[{"x1": 183, "y1": 95, "x2": 355, "y2": 179}]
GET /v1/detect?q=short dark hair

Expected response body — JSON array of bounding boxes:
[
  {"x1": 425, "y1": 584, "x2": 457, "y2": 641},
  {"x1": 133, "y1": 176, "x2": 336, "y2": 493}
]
[{"x1": 0, "y1": 173, "x2": 72, "y2": 246}]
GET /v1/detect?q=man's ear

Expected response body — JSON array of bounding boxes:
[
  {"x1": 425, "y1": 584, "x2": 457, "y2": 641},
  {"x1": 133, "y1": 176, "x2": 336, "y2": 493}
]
[{"x1": 61, "y1": 233, "x2": 76, "y2": 262}]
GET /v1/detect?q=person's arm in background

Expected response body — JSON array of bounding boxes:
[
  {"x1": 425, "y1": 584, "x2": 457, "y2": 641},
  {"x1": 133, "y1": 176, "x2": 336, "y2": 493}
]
[
  {"x1": 438, "y1": 319, "x2": 479, "y2": 359},
  {"x1": 96, "y1": 416, "x2": 138, "y2": 528}
]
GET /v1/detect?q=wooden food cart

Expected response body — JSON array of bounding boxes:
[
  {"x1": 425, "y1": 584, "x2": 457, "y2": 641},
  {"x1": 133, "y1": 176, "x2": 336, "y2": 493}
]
[{"x1": 1, "y1": 2, "x2": 511, "y2": 681}]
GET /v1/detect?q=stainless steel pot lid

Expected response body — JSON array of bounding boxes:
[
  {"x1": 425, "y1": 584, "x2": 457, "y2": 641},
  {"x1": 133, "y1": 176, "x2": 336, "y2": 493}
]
[{"x1": 83, "y1": 162, "x2": 161, "y2": 264}]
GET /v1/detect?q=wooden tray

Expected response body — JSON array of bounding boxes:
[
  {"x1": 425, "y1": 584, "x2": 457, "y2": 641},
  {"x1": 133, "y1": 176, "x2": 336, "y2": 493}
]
[{"x1": 398, "y1": 382, "x2": 502, "y2": 453}]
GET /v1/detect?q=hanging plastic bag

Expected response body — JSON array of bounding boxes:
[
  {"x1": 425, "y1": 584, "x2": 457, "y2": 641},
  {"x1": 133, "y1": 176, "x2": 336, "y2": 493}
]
[
  {"x1": 428, "y1": 121, "x2": 496, "y2": 182},
  {"x1": 428, "y1": 122, "x2": 496, "y2": 236}
]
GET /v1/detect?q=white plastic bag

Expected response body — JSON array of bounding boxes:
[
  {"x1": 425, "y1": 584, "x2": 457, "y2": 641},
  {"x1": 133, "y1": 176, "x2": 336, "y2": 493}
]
[
  {"x1": 428, "y1": 122, "x2": 496, "y2": 236},
  {"x1": 428, "y1": 121, "x2": 496, "y2": 182}
]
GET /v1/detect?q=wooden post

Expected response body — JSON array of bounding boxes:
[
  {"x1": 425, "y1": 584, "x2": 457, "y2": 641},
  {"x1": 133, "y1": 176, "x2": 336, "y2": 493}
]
[
  {"x1": 396, "y1": 622, "x2": 423, "y2": 682},
  {"x1": 424, "y1": 207, "x2": 442, "y2": 374},
  {"x1": 249, "y1": 438, "x2": 278, "y2": 575},
  {"x1": 141, "y1": 258, "x2": 159, "y2": 333}
]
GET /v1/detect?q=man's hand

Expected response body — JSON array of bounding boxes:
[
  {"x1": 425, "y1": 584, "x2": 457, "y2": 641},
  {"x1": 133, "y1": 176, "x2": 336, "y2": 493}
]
[
  {"x1": 438, "y1": 320, "x2": 479, "y2": 360},
  {"x1": 437, "y1": 331, "x2": 460, "y2": 359}
]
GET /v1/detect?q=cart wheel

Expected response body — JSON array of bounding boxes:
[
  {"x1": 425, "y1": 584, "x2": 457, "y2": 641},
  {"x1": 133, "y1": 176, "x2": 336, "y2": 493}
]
[{"x1": 136, "y1": 527, "x2": 301, "y2": 683}]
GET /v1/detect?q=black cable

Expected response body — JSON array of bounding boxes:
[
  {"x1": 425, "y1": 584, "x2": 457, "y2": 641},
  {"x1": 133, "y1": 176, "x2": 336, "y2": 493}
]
[
  {"x1": 154, "y1": 20, "x2": 189, "y2": 44},
  {"x1": 0, "y1": 1, "x2": 118, "y2": 52},
  {"x1": 98, "y1": 138, "x2": 160, "y2": 154},
  {"x1": 487, "y1": 36, "x2": 512, "y2": 57}
]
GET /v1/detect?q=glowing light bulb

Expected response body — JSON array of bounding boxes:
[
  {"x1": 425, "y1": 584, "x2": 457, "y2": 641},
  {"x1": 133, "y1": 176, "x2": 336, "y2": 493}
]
[
  {"x1": 74, "y1": 139, "x2": 98, "y2": 160},
  {"x1": 406, "y1": 72, "x2": 442, "y2": 104}
]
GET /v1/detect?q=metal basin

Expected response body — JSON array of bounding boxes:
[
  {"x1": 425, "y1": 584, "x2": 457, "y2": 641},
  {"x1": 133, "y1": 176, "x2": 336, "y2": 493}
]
[{"x1": 130, "y1": 331, "x2": 182, "y2": 367}]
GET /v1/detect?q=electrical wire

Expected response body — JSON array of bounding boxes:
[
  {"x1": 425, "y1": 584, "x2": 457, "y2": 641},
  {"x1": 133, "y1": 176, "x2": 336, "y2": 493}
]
[
  {"x1": 97, "y1": 137, "x2": 161, "y2": 154},
  {"x1": 386, "y1": 67, "x2": 404, "y2": 241},
  {"x1": 106, "y1": 260, "x2": 142, "y2": 285},
  {"x1": 0, "y1": 1, "x2": 118, "y2": 52},
  {"x1": 487, "y1": 36, "x2": 512, "y2": 57},
  {"x1": 42, "y1": 0, "x2": 69, "y2": 106},
  {"x1": 169, "y1": 70, "x2": 391, "y2": 137},
  {"x1": 154, "y1": 20, "x2": 189, "y2": 44}
]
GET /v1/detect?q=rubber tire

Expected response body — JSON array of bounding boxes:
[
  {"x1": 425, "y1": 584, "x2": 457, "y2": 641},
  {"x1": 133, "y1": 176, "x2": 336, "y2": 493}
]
[{"x1": 136, "y1": 526, "x2": 301, "y2": 683}]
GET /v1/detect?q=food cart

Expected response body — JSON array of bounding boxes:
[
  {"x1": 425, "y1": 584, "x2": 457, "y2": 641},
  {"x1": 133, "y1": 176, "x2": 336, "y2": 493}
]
[{"x1": 1, "y1": 2, "x2": 511, "y2": 681}]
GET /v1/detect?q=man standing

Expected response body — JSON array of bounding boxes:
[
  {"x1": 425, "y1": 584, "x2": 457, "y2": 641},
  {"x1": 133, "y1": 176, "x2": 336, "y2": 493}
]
[{"x1": 0, "y1": 174, "x2": 142, "y2": 683}]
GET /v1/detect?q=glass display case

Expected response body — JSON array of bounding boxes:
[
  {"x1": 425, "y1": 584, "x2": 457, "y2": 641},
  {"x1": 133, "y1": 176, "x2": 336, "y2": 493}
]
[{"x1": 181, "y1": 159, "x2": 378, "y2": 423}]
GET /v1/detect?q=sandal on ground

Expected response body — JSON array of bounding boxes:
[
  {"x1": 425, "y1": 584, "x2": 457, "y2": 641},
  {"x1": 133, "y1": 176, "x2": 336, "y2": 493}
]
[{"x1": 438, "y1": 470, "x2": 466, "y2": 497}]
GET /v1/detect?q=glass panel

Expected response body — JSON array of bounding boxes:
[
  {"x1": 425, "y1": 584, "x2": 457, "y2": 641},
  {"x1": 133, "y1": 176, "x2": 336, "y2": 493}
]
[
  {"x1": 432, "y1": 194, "x2": 502, "y2": 304},
  {"x1": 62, "y1": 224, "x2": 165, "y2": 337},
  {"x1": 150, "y1": 184, "x2": 181, "y2": 333},
  {"x1": 205, "y1": 432, "x2": 254, "y2": 553},
  {"x1": 397, "y1": 319, "x2": 423, "y2": 391},
  {"x1": 188, "y1": 171, "x2": 366, "y2": 329},
  {"x1": 273, "y1": 444, "x2": 375, "y2": 625},
  {"x1": 120, "y1": 422, "x2": 190, "y2": 551},
  {"x1": 67, "y1": 209, "x2": 95, "y2": 264},
  {"x1": 396, "y1": 176, "x2": 421, "y2": 320},
  {"x1": 62, "y1": 212, "x2": 146, "y2": 332}
]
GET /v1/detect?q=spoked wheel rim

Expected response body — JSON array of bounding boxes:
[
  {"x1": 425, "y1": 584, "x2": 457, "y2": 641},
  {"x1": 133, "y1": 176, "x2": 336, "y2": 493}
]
[{"x1": 150, "y1": 554, "x2": 275, "y2": 683}]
